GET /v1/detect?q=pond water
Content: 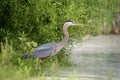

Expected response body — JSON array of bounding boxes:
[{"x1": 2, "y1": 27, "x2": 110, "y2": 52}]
[{"x1": 60, "y1": 35, "x2": 120, "y2": 80}]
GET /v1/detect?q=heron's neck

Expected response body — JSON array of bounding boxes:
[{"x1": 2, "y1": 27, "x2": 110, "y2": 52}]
[{"x1": 58, "y1": 23, "x2": 69, "y2": 49}]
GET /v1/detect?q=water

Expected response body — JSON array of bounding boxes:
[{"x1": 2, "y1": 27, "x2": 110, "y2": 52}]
[{"x1": 60, "y1": 35, "x2": 120, "y2": 80}]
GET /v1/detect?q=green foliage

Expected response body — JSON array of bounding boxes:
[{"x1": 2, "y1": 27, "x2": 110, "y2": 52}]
[
  {"x1": 0, "y1": 0, "x2": 120, "y2": 79},
  {"x1": 0, "y1": 38, "x2": 13, "y2": 65},
  {"x1": 0, "y1": 38, "x2": 71, "y2": 80},
  {"x1": 0, "y1": 0, "x2": 119, "y2": 43}
]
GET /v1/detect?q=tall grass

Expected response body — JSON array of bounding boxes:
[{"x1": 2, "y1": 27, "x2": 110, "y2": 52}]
[{"x1": 0, "y1": 0, "x2": 120, "y2": 79}]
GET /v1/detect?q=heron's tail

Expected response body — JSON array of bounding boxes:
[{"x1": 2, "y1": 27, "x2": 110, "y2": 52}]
[{"x1": 21, "y1": 53, "x2": 31, "y2": 59}]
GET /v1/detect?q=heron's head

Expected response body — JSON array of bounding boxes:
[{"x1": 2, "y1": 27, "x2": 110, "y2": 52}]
[{"x1": 65, "y1": 20, "x2": 85, "y2": 27}]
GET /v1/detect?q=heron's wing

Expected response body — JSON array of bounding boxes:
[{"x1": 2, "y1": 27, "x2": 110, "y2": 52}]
[{"x1": 31, "y1": 43, "x2": 56, "y2": 58}]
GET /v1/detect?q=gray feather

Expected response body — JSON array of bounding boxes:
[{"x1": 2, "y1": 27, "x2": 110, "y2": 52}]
[{"x1": 31, "y1": 43, "x2": 57, "y2": 58}]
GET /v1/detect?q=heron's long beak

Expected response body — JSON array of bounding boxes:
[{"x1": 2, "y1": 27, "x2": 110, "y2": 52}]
[{"x1": 73, "y1": 23, "x2": 85, "y2": 26}]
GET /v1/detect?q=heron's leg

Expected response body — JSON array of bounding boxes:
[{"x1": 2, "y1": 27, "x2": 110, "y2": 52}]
[
  {"x1": 40, "y1": 56, "x2": 50, "y2": 62},
  {"x1": 39, "y1": 58, "x2": 46, "y2": 63}
]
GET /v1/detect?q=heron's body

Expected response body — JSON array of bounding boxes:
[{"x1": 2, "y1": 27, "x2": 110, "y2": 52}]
[
  {"x1": 21, "y1": 21, "x2": 84, "y2": 60},
  {"x1": 31, "y1": 43, "x2": 57, "y2": 59}
]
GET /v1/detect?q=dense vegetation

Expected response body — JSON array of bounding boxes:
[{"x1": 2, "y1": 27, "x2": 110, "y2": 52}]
[{"x1": 0, "y1": 0, "x2": 120, "y2": 79}]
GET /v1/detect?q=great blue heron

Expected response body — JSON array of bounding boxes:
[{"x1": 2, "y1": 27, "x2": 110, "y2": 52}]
[{"x1": 21, "y1": 20, "x2": 84, "y2": 60}]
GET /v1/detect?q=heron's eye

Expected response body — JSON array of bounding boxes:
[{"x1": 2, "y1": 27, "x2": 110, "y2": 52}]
[{"x1": 67, "y1": 22, "x2": 73, "y2": 25}]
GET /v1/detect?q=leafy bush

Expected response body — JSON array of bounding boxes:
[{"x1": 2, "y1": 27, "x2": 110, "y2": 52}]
[{"x1": 0, "y1": 0, "x2": 119, "y2": 42}]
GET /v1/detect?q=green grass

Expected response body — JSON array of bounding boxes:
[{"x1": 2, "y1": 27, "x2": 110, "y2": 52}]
[
  {"x1": 0, "y1": 0, "x2": 120, "y2": 80},
  {"x1": 0, "y1": 38, "x2": 72, "y2": 80}
]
